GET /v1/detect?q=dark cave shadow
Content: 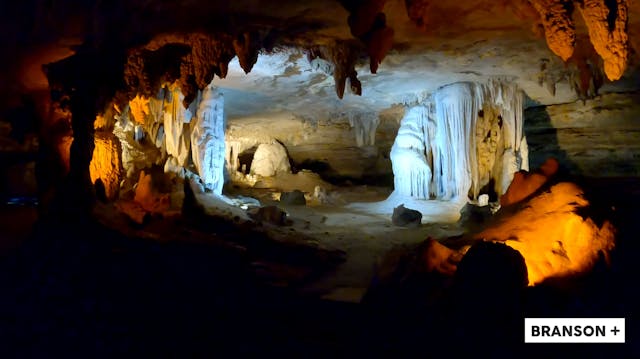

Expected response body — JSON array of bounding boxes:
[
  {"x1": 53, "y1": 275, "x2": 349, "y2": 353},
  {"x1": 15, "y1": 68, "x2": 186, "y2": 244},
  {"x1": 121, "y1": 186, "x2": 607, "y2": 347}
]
[{"x1": 524, "y1": 103, "x2": 582, "y2": 177}]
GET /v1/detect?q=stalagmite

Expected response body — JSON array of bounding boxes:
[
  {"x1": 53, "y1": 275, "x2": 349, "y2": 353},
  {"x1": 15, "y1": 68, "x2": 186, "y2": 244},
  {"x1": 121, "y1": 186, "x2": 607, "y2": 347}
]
[
  {"x1": 191, "y1": 84, "x2": 226, "y2": 195},
  {"x1": 390, "y1": 106, "x2": 432, "y2": 199},
  {"x1": 390, "y1": 81, "x2": 528, "y2": 201}
]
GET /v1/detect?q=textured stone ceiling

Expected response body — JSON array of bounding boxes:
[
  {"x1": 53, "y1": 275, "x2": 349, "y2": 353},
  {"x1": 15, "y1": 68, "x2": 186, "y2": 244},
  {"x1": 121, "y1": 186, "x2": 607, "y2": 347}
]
[{"x1": 1, "y1": 0, "x2": 638, "y2": 119}]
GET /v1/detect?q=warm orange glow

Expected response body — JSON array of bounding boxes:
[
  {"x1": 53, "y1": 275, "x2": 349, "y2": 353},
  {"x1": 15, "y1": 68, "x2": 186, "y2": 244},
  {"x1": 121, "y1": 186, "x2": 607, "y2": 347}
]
[
  {"x1": 129, "y1": 95, "x2": 150, "y2": 125},
  {"x1": 89, "y1": 133, "x2": 123, "y2": 200},
  {"x1": 500, "y1": 158, "x2": 558, "y2": 207},
  {"x1": 93, "y1": 114, "x2": 108, "y2": 130},
  {"x1": 134, "y1": 171, "x2": 170, "y2": 214},
  {"x1": 477, "y1": 182, "x2": 615, "y2": 285}
]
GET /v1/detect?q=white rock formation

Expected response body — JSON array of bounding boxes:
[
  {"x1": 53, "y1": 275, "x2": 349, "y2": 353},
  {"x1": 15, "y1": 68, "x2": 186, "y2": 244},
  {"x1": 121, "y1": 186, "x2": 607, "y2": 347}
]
[
  {"x1": 191, "y1": 84, "x2": 226, "y2": 194},
  {"x1": 250, "y1": 142, "x2": 291, "y2": 177},
  {"x1": 390, "y1": 106, "x2": 432, "y2": 199},
  {"x1": 164, "y1": 85, "x2": 193, "y2": 167},
  {"x1": 113, "y1": 106, "x2": 164, "y2": 178},
  {"x1": 390, "y1": 80, "x2": 529, "y2": 201}
]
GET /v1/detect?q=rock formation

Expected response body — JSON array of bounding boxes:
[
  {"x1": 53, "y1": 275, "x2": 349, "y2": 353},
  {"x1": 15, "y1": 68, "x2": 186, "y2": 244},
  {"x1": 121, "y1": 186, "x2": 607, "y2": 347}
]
[
  {"x1": 392, "y1": 204, "x2": 423, "y2": 227},
  {"x1": 164, "y1": 85, "x2": 193, "y2": 167},
  {"x1": 89, "y1": 132, "x2": 123, "y2": 200},
  {"x1": 500, "y1": 157, "x2": 559, "y2": 207},
  {"x1": 578, "y1": 0, "x2": 629, "y2": 80},
  {"x1": 251, "y1": 142, "x2": 292, "y2": 177},
  {"x1": 390, "y1": 106, "x2": 432, "y2": 199},
  {"x1": 477, "y1": 182, "x2": 615, "y2": 285},
  {"x1": 529, "y1": 0, "x2": 576, "y2": 61},
  {"x1": 390, "y1": 81, "x2": 528, "y2": 201},
  {"x1": 191, "y1": 84, "x2": 226, "y2": 195},
  {"x1": 529, "y1": 0, "x2": 629, "y2": 81}
]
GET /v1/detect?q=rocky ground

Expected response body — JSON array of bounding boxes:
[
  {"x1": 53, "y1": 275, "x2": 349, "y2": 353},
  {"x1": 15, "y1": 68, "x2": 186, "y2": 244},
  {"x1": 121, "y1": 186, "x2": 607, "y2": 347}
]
[{"x1": 0, "y1": 176, "x2": 637, "y2": 357}]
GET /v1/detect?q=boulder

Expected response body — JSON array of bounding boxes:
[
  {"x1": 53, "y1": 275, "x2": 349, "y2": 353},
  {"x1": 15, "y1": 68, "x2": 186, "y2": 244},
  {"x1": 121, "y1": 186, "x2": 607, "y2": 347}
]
[
  {"x1": 251, "y1": 142, "x2": 291, "y2": 177},
  {"x1": 392, "y1": 204, "x2": 422, "y2": 227},
  {"x1": 478, "y1": 182, "x2": 616, "y2": 285},
  {"x1": 500, "y1": 157, "x2": 559, "y2": 207},
  {"x1": 248, "y1": 205, "x2": 288, "y2": 226},
  {"x1": 280, "y1": 190, "x2": 306, "y2": 205}
]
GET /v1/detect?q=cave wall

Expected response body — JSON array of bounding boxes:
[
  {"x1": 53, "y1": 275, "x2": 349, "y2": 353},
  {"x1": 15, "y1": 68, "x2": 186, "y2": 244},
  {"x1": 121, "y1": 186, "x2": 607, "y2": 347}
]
[{"x1": 524, "y1": 92, "x2": 640, "y2": 176}]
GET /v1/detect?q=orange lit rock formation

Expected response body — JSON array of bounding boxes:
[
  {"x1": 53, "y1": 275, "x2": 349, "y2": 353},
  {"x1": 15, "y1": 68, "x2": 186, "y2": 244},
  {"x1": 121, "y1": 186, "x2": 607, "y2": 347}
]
[
  {"x1": 530, "y1": 0, "x2": 576, "y2": 61},
  {"x1": 89, "y1": 133, "x2": 123, "y2": 200},
  {"x1": 578, "y1": 0, "x2": 629, "y2": 80},
  {"x1": 500, "y1": 157, "x2": 559, "y2": 207},
  {"x1": 478, "y1": 182, "x2": 615, "y2": 285},
  {"x1": 134, "y1": 170, "x2": 170, "y2": 214},
  {"x1": 129, "y1": 95, "x2": 150, "y2": 125}
]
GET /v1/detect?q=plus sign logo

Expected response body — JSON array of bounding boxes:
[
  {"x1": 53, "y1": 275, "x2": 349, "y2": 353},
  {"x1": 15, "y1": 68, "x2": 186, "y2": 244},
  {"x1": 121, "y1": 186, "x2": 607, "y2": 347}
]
[{"x1": 611, "y1": 326, "x2": 621, "y2": 336}]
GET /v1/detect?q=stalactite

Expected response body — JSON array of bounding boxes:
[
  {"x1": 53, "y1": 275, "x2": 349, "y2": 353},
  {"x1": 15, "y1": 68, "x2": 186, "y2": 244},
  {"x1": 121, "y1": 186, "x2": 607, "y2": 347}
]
[
  {"x1": 348, "y1": 112, "x2": 379, "y2": 147},
  {"x1": 404, "y1": 0, "x2": 431, "y2": 30},
  {"x1": 578, "y1": 0, "x2": 629, "y2": 80},
  {"x1": 307, "y1": 41, "x2": 362, "y2": 99},
  {"x1": 529, "y1": 0, "x2": 576, "y2": 61},
  {"x1": 232, "y1": 31, "x2": 262, "y2": 74},
  {"x1": 341, "y1": 0, "x2": 394, "y2": 75}
]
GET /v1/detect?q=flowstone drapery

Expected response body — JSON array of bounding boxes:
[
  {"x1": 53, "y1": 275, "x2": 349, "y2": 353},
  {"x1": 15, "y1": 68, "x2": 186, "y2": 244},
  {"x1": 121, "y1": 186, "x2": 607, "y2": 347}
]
[{"x1": 390, "y1": 81, "x2": 528, "y2": 201}]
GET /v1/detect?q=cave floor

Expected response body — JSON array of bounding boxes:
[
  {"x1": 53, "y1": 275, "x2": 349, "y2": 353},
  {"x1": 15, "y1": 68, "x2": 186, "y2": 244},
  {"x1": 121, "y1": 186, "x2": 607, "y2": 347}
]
[
  {"x1": 0, "y1": 177, "x2": 638, "y2": 357},
  {"x1": 213, "y1": 184, "x2": 467, "y2": 302}
]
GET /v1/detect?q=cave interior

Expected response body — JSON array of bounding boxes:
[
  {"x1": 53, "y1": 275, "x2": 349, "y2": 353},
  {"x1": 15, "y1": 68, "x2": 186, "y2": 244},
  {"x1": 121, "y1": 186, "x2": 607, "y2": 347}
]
[{"x1": 0, "y1": 0, "x2": 639, "y2": 357}]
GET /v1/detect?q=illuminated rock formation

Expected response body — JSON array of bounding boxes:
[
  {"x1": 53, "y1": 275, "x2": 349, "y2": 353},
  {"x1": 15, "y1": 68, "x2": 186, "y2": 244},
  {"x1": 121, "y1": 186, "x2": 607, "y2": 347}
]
[
  {"x1": 113, "y1": 106, "x2": 164, "y2": 179},
  {"x1": 578, "y1": 0, "x2": 629, "y2": 80},
  {"x1": 133, "y1": 170, "x2": 170, "y2": 214},
  {"x1": 191, "y1": 84, "x2": 226, "y2": 194},
  {"x1": 129, "y1": 95, "x2": 150, "y2": 125},
  {"x1": 390, "y1": 106, "x2": 432, "y2": 199},
  {"x1": 390, "y1": 81, "x2": 528, "y2": 201},
  {"x1": 251, "y1": 142, "x2": 291, "y2": 177},
  {"x1": 477, "y1": 182, "x2": 616, "y2": 285},
  {"x1": 500, "y1": 157, "x2": 559, "y2": 207},
  {"x1": 89, "y1": 133, "x2": 123, "y2": 200},
  {"x1": 164, "y1": 85, "x2": 193, "y2": 167},
  {"x1": 529, "y1": 0, "x2": 576, "y2": 61}
]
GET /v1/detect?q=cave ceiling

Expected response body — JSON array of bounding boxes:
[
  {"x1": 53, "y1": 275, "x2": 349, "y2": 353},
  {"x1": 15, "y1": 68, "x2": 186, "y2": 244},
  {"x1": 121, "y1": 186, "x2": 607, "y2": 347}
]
[{"x1": 1, "y1": 0, "x2": 639, "y2": 120}]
